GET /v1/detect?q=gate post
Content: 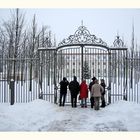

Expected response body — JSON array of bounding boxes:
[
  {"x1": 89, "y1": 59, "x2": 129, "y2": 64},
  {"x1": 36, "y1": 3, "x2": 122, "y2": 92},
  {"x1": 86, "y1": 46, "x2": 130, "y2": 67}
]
[
  {"x1": 54, "y1": 86, "x2": 58, "y2": 104},
  {"x1": 108, "y1": 50, "x2": 111, "y2": 104},
  {"x1": 54, "y1": 51, "x2": 57, "y2": 104},
  {"x1": 10, "y1": 79, "x2": 15, "y2": 105},
  {"x1": 81, "y1": 45, "x2": 84, "y2": 81},
  {"x1": 38, "y1": 49, "x2": 43, "y2": 99},
  {"x1": 123, "y1": 50, "x2": 128, "y2": 101},
  {"x1": 39, "y1": 61, "x2": 43, "y2": 99}
]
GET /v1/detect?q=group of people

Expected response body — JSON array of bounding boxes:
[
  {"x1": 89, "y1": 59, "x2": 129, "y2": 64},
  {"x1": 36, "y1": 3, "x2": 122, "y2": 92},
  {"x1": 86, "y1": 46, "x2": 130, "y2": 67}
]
[{"x1": 59, "y1": 76, "x2": 106, "y2": 110}]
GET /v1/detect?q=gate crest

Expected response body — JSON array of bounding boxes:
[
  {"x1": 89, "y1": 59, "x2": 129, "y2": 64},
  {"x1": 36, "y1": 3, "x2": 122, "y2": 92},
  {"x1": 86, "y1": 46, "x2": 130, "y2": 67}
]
[{"x1": 58, "y1": 25, "x2": 107, "y2": 47}]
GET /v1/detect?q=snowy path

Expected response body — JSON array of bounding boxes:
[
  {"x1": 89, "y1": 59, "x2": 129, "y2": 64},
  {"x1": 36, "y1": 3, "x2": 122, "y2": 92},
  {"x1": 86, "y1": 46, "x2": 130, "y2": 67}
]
[
  {"x1": 45, "y1": 117, "x2": 127, "y2": 131},
  {"x1": 38, "y1": 106, "x2": 128, "y2": 131},
  {"x1": 1, "y1": 100, "x2": 140, "y2": 131}
]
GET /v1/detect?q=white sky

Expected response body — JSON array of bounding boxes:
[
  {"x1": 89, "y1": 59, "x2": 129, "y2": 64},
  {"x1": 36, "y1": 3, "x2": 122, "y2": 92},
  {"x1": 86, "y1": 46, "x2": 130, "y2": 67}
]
[{"x1": 0, "y1": 8, "x2": 140, "y2": 47}]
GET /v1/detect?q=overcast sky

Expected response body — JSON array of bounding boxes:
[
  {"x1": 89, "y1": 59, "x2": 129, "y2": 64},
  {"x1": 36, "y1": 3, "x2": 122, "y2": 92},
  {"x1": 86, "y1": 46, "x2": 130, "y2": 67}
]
[{"x1": 0, "y1": 8, "x2": 140, "y2": 48}]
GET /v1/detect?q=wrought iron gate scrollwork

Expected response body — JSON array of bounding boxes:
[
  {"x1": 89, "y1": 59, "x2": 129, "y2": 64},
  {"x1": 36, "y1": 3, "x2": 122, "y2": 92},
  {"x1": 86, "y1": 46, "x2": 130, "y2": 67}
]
[
  {"x1": 113, "y1": 36, "x2": 124, "y2": 48},
  {"x1": 58, "y1": 26, "x2": 107, "y2": 47}
]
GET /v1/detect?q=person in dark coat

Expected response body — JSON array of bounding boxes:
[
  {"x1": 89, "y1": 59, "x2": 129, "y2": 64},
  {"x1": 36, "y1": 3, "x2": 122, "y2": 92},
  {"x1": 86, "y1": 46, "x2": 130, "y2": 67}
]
[
  {"x1": 79, "y1": 80, "x2": 88, "y2": 108},
  {"x1": 59, "y1": 77, "x2": 69, "y2": 106},
  {"x1": 89, "y1": 77, "x2": 96, "y2": 108},
  {"x1": 69, "y1": 76, "x2": 80, "y2": 108},
  {"x1": 100, "y1": 79, "x2": 106, "y2": 107}
]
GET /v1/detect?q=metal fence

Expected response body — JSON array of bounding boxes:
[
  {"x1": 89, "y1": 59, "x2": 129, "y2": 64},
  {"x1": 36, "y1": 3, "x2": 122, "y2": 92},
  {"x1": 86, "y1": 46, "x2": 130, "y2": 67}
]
[
  {"x1": 38, "y1": 48, "x2": 56, "y2": 103},
  {"x1": 0, "y1": 48, "x2": 140, "y2": 104},
  {"x1": 0, "y1": 58, "x2": 39, "y2": 103},
  {"x1": 0, "y1": 25, "x2": 140, "y2": 105}
]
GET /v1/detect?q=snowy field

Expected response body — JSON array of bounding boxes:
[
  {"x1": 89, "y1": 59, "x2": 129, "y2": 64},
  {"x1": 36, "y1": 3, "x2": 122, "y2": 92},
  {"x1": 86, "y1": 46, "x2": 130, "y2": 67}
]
[{"x1": 0, "y1": 99, "x2": 140, "y2": 132}]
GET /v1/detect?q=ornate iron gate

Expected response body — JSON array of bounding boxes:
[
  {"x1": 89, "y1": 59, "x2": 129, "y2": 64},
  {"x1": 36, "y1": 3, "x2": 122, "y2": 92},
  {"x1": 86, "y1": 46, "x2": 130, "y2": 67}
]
[
  {"x1": 56, "y1": 25, "x2": 110, "y2": 104},
  {"x1": 54, "y1": 25, "x2": 128, "y2": 105},
  {"x1": 1, "y1": 25, "x2": 140, "y2": 104}
]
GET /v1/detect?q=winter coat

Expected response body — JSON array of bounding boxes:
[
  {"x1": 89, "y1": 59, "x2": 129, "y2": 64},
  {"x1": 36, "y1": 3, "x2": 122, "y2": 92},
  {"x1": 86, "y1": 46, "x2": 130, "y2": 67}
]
[
  {"x1": 91, "y1": 83, "x2": 104, "y2": 97},
  {"x1": 89, "y1": 81, "x2": 95, "y2": 92},
  {"x1": 80, "y1": 81, "x2": 88, "y2": 99},
  {"x1": 69, "y1": 80, "x2": 80, "y2": 96},
  {"x1": 100, "y1": 83, "x2": 106, "y2": 95},
  {"x1": 60, "y1": 80, "x2": 69, "y2": 94}
]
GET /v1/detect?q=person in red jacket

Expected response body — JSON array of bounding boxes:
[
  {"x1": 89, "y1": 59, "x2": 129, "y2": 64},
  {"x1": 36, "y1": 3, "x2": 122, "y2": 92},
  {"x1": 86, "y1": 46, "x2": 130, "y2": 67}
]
[{"x1": 79, "y1": 80, "x2": 88, "y2": 108}]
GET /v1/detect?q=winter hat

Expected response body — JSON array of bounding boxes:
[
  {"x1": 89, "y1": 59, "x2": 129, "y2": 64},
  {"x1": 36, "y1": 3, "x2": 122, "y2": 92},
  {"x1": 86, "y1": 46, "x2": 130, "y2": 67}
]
[
  {"x1": 63, "y1": 77, "x2": 67, "y2": 81},
  {"x1": 92, "y1": 77, "x2": 96, "y2": 81},
  {"x1": 73, "y1": 76, "x2": 77, "y2": 81}
]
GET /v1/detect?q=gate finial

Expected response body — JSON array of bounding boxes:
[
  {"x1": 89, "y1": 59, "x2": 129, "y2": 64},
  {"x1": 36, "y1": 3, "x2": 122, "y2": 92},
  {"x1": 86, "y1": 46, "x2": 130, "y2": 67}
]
[
  {"x1": 81, "y1": 20, "x2": 83, "y2": 26},
  {"x1": 117, "y1": 30, "x2": 119, "y2": 38}
]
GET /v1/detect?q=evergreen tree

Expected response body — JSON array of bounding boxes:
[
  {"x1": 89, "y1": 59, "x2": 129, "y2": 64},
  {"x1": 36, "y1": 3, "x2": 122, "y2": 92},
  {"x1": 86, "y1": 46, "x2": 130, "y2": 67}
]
[{"x1": 83, "y1": 61, "x2": 90, "y2": 79}]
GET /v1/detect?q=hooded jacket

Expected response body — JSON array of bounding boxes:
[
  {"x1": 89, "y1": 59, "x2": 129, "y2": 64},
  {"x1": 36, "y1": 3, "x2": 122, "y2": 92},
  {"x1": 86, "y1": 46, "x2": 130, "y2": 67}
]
[{"x1": 80, "y1": 81, "x2": 88, "y2": 99}]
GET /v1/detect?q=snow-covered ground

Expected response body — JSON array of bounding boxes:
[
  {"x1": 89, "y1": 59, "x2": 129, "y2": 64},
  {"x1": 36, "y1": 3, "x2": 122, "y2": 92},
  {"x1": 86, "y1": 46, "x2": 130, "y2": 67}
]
[{"x1": 0, "y1": 99, "x2": 140, "y2": 131}]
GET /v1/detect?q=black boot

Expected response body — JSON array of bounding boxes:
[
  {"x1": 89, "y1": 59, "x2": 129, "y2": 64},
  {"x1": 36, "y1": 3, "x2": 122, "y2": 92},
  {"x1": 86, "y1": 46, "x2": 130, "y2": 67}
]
[{"x1": 101, "y1": 100, "x2": 106, "y2": 107}]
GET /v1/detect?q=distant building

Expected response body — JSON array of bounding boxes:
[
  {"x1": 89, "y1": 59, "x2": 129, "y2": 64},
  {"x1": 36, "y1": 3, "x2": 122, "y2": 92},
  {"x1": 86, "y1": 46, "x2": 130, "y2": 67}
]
[
  {"x1": 0, "y1": 50, "x2": 3, "y2": 72},
  {"x1": 59, "y1": 48, "x2": 108, "y2": 78}
]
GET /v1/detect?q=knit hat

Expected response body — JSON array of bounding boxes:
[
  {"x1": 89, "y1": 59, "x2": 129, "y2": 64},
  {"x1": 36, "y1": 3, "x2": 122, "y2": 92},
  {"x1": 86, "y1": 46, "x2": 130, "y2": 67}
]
[{"x1": 92, "y1": 77, "x2": 96, "y2": 81}]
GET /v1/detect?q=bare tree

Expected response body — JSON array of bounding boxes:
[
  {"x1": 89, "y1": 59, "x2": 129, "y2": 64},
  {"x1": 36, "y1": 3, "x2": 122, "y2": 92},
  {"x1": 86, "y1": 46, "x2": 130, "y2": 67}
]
[
  {"x1": 2, "y1": 9, "x2": 25, "y2": 82},
  {"x1": 20, "y1": 31, "x2": 28, "y2": 84},
  {"x1": 0, "y1": 9, "x2": 26, "y2": 105},
  {"x1": 0, "y1": 28, "x2": 6, "y2": 71},
  {"x1": 27, "y1": 14, "x2": 38, "y2": 91}
]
